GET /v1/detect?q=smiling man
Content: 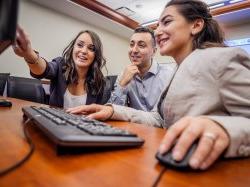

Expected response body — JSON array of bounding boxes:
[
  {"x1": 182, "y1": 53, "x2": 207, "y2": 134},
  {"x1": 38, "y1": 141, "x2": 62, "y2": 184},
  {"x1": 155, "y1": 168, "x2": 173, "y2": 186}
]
[{"x1": 109, "y1": 27, "x2": 175, "y2": 111}]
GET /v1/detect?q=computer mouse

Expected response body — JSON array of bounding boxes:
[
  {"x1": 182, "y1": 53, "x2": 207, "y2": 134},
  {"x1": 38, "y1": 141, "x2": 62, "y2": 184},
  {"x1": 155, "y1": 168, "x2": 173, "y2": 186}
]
[
  {"x1": 0, "y1": 99, "x2": 12, "y2": 107},
  {"x1": 155, "y1": 141, "x2": 198, "y2": 170}
]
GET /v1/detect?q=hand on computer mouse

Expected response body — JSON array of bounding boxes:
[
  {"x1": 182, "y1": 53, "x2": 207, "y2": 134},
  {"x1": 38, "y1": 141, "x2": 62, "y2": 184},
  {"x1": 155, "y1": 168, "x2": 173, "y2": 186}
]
[
  {"x1": 156, "y1": 140, "x2": 198, "y2": 170},
  {"x1": 158, "y1": 116, "x2": 230, "y2": 170}
]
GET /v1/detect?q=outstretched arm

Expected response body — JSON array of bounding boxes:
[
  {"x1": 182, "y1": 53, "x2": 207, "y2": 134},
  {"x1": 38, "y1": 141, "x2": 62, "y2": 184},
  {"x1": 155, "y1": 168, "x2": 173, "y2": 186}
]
[{"x1": 12, "y1": 26, "x2": 46, "y2": 75}]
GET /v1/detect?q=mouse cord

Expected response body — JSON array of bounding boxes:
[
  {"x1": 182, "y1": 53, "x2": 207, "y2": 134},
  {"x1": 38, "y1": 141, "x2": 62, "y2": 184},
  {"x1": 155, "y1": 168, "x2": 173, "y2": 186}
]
[
  {"x1": 151, "y1": 167, "x2": 167, "y2": 187},
  {"x1": 0, "y1": 118, "x2": 35, "y2": 177}
]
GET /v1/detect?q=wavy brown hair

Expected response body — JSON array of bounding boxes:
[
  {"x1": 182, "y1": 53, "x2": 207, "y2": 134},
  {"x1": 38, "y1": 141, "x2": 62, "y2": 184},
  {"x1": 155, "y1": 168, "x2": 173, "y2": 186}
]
[
  {"x1": 165, "y1": 0, "x2": 227, "y2": 49},
  {"x1": 62, "y1": 30, "x2": 106, "y2": 96}
]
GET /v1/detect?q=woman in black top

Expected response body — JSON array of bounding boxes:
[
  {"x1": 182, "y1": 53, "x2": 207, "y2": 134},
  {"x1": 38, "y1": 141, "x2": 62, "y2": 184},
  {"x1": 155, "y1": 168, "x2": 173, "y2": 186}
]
[{"x1": 13, "y1": 27, "x2": 107, "y2": 108}]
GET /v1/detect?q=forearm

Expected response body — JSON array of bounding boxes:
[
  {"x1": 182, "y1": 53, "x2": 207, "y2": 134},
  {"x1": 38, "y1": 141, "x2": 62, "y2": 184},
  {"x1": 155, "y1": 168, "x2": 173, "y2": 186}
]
[
  {"x1": 111, "y1": 104, "x2": 164, "y2": 127},
  {"x1": 24, "y1": 50, "x2": 47, "y2": 75},
  {"x1": 207, "y1": 116, "x2": 250, "y2": 158}
]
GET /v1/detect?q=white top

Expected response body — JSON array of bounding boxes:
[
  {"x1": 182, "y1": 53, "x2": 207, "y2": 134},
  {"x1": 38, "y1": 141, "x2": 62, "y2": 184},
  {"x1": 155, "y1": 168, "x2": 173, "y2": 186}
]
[{"x1": 63, "y1": 88, "x2": 87, "y2": 109}]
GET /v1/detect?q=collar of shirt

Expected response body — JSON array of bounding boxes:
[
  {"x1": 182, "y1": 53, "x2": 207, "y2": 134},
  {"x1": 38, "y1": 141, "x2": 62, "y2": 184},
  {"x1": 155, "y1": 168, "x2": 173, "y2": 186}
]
[{"x1": 135, "y1": 60, "x2": 159, "y2": 80}]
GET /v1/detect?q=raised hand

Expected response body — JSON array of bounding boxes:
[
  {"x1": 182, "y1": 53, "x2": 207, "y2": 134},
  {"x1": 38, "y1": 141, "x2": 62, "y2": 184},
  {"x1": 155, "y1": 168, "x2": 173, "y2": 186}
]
[
  {"x1": 12, "y1": 26, "x2": 34, "y2": 60},
  {"x1": 119, "y1": 64, "x2": 140, "y2": 87}
]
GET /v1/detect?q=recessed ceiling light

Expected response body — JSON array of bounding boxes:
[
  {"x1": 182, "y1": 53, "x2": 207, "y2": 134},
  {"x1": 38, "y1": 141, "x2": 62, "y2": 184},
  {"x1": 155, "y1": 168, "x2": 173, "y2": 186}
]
[{"x1": 135, "y1": 4, "x2": 143, "y2": 8}]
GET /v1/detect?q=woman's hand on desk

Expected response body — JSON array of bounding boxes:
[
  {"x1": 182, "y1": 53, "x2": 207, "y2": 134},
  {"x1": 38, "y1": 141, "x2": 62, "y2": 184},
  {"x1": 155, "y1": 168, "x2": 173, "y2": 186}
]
[
  {"x1": 158, "y1": 116, "x2": 230, "y2": 170},
  {"x1": 67, "y1": 104, "x2": 114, "y2": 121}
]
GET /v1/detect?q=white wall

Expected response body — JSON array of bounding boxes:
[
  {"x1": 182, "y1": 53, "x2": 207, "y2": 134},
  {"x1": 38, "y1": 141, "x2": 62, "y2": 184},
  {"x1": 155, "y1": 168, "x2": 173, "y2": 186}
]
[
  {"x1": 223, "y1": 21, "x2": 250, "y2": 40},
  {"x1": 0, "y1": 0, "x2": 249, "y2": 77},
  {"x1": 0, "y1": 0, "x2": 130, "y2": 77}
]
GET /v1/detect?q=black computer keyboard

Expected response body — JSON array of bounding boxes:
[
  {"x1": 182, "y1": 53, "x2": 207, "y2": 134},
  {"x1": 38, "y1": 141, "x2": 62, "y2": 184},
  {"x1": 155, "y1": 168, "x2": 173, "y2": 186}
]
[{"x1": 22, "y1": 106, "x2": 144, "y2": 150}]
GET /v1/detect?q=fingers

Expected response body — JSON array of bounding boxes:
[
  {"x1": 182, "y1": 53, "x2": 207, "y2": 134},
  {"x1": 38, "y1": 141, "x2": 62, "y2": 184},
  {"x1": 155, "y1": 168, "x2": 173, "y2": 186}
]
[
  {"x1": 135, "y1": 68, "x2": 140, "y2": 74},
  {"x1": 15, "y1": 27, "x2": 29, "y2": 51},
  {"x1": 129, "y1": 64, "x2": 140, "y2": 72},
  {"x1": 126, "y1": 64, "x2": 139, "y2": 74},
  {"x1": 158, "y1": 117, "x2": 191, "y2": 154},
  {"x1": 172, "y1": 119, "x2": 203, "y2": 161},
  {"x1": 67, "y1": 104, "x2": 113, "y2": 121},
  {"x1": 13, "y1": 27, "x2": 23, "y2": 53},
  {"x1": 158, "y1": 116, "x2": 230, "y2": 170},
  {"x1": 199, "y1": 133, "x2": 229, "y2": 170},
  {"x1": 66, "y1": 106, "x2": 83, "y2": 114},
  {"x1": 67, "y1": 104, "x2": 99, "y2": 114},
  {"x1": 13, "y1": 26, "x2": 32, "y2": 57},
  {"x1": 189, "y1": 133, "x2": 216, "y2": 169},
  {"x1": 12, "y1": 44, "x2": 23, "y2": 55},
  {"x1": 87, "y1": 111, "x2": 107, "y2": 120},
  {"x1": 88, "y1": 106, "x2": 113, "y2": 121},
  {"x1": 120, "y1": 65, "x2": 139, "y2": 87}
]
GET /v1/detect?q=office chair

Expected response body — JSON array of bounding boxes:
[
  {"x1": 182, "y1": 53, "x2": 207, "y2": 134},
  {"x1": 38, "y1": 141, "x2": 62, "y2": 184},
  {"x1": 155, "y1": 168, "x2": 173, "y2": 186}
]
[
  {"x1": 0, "y1": 73, "x2": 10, "y2": 96},
  {"x1": 101, "y1": 75, "x2": 118, "y2": 104},
  {"x1": 7, "y1": 76, "x2": 46, "y2": 104}
]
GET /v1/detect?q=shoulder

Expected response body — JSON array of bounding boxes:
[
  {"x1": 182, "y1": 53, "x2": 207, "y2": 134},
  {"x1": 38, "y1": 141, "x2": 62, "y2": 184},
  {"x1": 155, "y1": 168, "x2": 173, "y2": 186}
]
[
  {"x1": 156, "y1": 62, "x2": 176, "y2": 75},
  {"x1": 47, "y1": 57, "x2": 65, "y2": 68},
  {"x1": 195, "y1": 47, "x2": 250, "y2": 77},
  {"x1": 50, "y1": 57, "x2": 64, "y2": 64},
  {"x1": 195, "y1": 47, "x2": 248, "y2": 60},
  {"x1": 191, "y1": 47, "x2": 249, "y2": 66}
]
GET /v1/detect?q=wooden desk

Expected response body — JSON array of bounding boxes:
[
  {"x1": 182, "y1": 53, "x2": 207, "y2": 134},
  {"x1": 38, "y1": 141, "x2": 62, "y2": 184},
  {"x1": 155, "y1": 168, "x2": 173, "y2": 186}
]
[{"x1": 0, "y1": 97, "x2": 250, "y2": 187}]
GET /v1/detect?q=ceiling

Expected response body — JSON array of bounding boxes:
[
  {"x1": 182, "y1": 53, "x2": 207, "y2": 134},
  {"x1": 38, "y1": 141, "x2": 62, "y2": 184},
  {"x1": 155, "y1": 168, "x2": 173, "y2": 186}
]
[
  {"x1": 29, "y1": 0, "x2": 250, "y2": 39},
  {"x1": 96, "y1": 0, "x2": 226, "y2": 25},
  {"x1": 29, "y1": 0, "x2": 134, "y2": 38}
]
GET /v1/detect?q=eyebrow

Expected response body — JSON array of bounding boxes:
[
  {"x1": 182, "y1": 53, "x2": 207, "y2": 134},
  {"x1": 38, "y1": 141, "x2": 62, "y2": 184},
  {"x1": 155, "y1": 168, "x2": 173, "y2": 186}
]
[
  {"x1": 138, "y1": 41, "x2": 146, "y2": 45},
  {"x1": 160, "y1": 15, "x2": 173, "y2": 23},
  {"x1": 130, "y1": 40, "x2": 146, "y2": 45},
  {"x1": 76, "y1": 40, "x2": 93, "y2": 45}
]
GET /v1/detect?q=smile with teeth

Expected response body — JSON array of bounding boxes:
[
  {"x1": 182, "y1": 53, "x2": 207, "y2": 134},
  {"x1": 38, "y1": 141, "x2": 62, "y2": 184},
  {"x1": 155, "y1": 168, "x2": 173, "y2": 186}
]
[
  {"x1": 158, "y1": 38, "x2": 169, "y2": 47},
  {"x1": 78, "y1": 56, "x2": 88, "y2": 61}
]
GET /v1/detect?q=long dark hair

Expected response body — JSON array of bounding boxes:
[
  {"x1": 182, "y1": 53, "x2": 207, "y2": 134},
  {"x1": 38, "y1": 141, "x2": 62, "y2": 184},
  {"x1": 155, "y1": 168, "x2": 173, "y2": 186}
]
[
  {"x1": 165, "y1": 0, "x2": 226, "y2": 49},
  {"x1": 62, "y1": 30, "x2": 106, "y2": 96}
]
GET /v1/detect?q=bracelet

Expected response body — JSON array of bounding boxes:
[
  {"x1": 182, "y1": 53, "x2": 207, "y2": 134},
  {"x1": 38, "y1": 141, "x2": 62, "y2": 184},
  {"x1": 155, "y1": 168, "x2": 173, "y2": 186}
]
[
  {"x1": 25, "y1": 50, "x2": 40, "y2": 65},
  {"x1": 104, "y1": 104, "x2": 115, "y2": 121}
]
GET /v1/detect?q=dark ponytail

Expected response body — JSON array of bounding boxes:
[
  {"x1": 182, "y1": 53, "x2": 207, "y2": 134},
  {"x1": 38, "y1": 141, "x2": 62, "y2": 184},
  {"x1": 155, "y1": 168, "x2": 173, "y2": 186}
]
[{"x1": 166, "y1": 0, "x2": 226, "y2": 49}]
